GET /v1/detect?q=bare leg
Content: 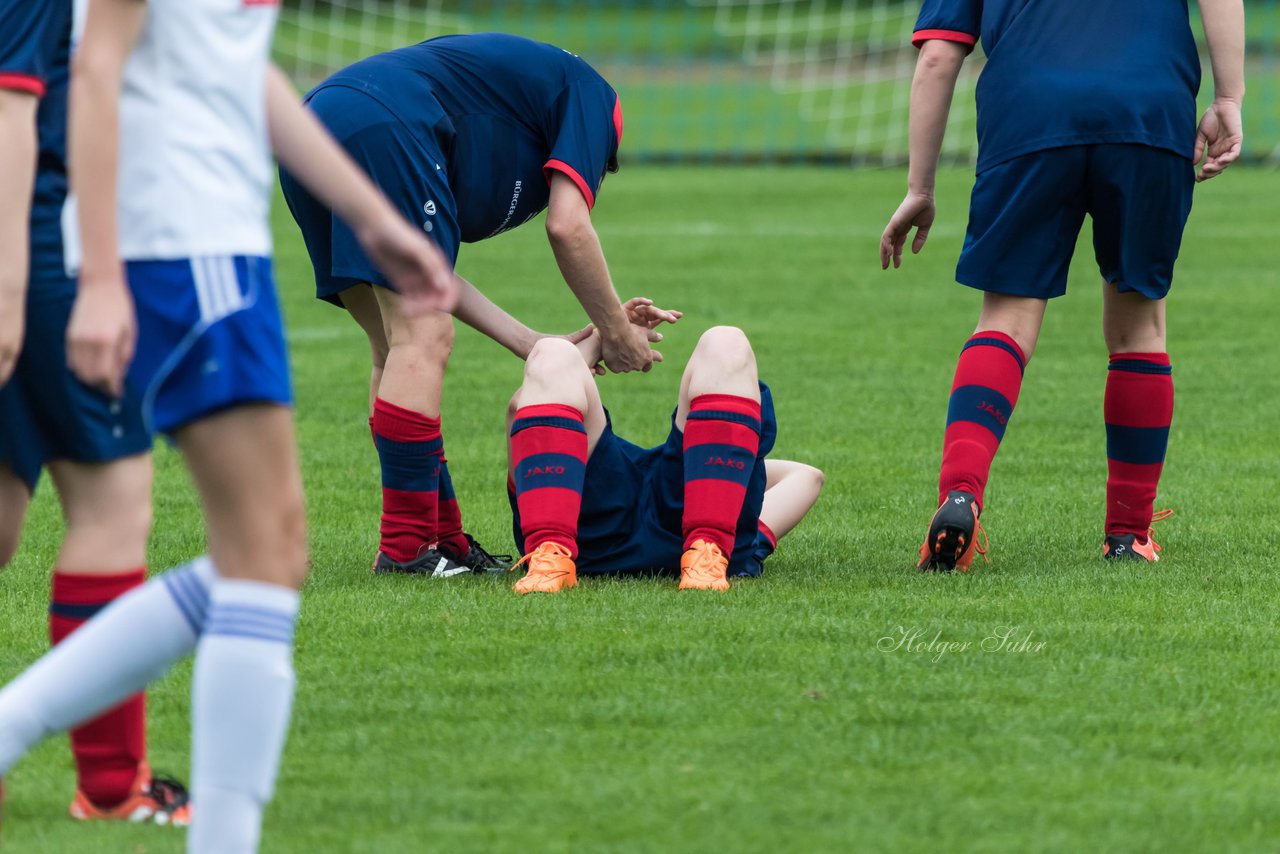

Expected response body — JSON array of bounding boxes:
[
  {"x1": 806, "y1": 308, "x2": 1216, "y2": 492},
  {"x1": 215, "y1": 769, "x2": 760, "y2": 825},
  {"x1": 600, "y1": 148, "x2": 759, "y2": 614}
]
[
  {"x1": 675, "y1": 325, "x2": 760, "y2": 430},
  {"x1": 974, "y1": 292, "x2": 1049, "y2": 360},
  {"x1": 372, "y1": 286, "x2": 452, "y2": 417},
  {"x1": 1102, "y1": 281, "x2": 1166, "y2": 353},
  {"x1": 760, "y1": 460, "x2": 824, "y2": 540},
  {"x1": 338, "y1": 285, "x2": 389, "y2": 418},
  {"x1": 175, "y1": 405, "x2": 307, "y2": 589},
  {"x1": 0, "y1": 466, "x2": 30, "y2": 567},
  {"x1": 47, "y1": 454, "x2": 152, "y2": 573},
  {"x1": 508, "y1": 338, "x2": 607, "y2": 459}
]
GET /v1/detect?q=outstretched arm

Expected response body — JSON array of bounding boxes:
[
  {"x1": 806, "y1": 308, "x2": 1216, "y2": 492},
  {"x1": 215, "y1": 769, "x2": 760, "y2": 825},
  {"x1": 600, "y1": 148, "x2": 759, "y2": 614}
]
[
  {"x1": 879, "y1": 39, "x2": 968, "y2": 270},
  {"x1": 1195, "y1": 0, "x2": 1245, "y2": 182},
  {"x1": 264, "y1": 65, "x2": 455, "y2": 312},
  {"x1": 759, "y1": 460, "x2": 824, "y2": 541},
  {"x1": 0, "y1": 89, "x2": 38, "y2": 383},
  {"x1": 452, "y1": 275, "x2": 592, "y2": 359},
  {"x1": 545, "y1": 173, "x2": 656, "y2": 373}
]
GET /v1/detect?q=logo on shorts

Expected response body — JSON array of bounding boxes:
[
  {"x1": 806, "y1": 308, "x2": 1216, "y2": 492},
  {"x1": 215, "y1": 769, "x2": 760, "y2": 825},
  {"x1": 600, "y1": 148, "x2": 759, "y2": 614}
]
[{"x1": 423, "y1": 200, "x2": 437, "y2": 216}]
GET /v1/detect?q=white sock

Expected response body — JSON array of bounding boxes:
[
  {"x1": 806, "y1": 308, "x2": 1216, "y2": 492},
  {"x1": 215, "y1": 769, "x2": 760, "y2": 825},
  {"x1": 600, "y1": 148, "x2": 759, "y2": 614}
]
[
  {"x1": 0, "y1": 557, "x2": 215, "y2": 775},
  {"x1": 188, "y1": 579, "x2": 299, "y2": 854}
]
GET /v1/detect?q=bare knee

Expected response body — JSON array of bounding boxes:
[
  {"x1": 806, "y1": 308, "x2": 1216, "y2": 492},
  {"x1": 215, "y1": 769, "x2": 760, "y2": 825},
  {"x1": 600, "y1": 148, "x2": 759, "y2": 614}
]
[
  {"x1": 693, "y1": 326, "x2": 755, "y2": 373},
  {"x1": 524, "y1": 338, "x2": 588, "y2": 387},
  {"x1": 389, "y1": 321, "x2": 453, "y2": 371}
]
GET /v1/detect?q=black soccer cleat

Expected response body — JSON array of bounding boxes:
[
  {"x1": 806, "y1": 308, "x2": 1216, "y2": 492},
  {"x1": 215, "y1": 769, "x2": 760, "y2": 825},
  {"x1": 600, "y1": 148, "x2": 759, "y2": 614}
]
[
  {"x1": 1102, "y1": 533, "x2": 1161, "y2": 562},
  {"x1": 917, "y1": 489, "x2": 985, "y2": 572},
  {"x1": 372, "y1": 548, "x2": 470, "y2": 578},
  {"x1": 443, "y1": 533, "x2": 514, "y2": 573}
]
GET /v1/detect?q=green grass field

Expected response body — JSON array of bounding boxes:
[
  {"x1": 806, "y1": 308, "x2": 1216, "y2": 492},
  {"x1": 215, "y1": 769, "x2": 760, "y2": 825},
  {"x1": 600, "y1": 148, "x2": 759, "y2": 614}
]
[{"x1": 3, "y1": 165, "x2": 1280, "y2": 852}]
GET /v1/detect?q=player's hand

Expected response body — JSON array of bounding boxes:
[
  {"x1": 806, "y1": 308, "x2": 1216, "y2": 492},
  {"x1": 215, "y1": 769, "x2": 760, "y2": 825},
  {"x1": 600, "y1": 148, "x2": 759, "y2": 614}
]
[
  {"x1": 356, "y1": 213, "x2": 458, "y2": 315},
  {"x1": 67, "y1": 272, "x2": 135, "y2": 398},
  {"x1": 575, "y1": 328, "x2": 606, "y2": 375},
  {"x1": 0, "y1": 285, "x2": 24, "y2": 385},
  {"x1": 622, "y1": 297, "x2": 682, "y2": 331},
  {"x1": 1194, "y1": 98, "x2": 1243, "y2": 182},
  {"x1": 600, "y1": 320, "x2": 659, "y2": 374},
  {"x1": 880, "y1": 192, "x2": 937, "y2": 270}
]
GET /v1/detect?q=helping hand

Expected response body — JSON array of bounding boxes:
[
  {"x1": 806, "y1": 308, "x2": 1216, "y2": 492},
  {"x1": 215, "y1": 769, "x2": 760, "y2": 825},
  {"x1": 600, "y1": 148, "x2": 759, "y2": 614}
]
[{"x1": 880, "y1": 192, "x2": 936, "y2": 270}]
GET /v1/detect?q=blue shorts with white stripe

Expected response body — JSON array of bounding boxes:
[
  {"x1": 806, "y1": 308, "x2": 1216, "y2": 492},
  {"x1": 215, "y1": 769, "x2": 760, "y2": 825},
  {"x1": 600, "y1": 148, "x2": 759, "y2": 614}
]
[{"x1": 127, "y1": 255, "x2": 292, "y2": 436}]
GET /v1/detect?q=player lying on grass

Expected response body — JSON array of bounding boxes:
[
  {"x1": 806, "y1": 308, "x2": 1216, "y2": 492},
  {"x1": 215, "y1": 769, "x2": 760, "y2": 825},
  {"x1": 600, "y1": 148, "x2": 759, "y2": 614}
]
[
  {"x1": 0, "y1": 0, "x2": 453, "y2": 847},
  {"x1": 0, "y1": 0, "x2": 188, "y2": 824},
  {"x1": 507, "y1": 314, "x2": 823, "y2": 594},
  {"x1": 280, "y1": 33, "x2": 659, "y2": 578},
  {"x1": 880, "y1": 0, "x2": 1244, "y2": 570}
]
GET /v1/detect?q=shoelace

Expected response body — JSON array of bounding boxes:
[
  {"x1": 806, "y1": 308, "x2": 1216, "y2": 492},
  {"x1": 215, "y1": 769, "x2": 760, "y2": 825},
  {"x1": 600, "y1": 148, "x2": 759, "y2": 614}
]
[
  {"x1": 509, "y1": 542, "x2": 573, "y2": 575},
  {"x1": 972, "y1": 520, "x2": 990, "y2": 566},
  {"x1": 145, "y1": 773, "x2": 190, "y2": 811},
  {"x1": 465, "y1": 534, "x2": 513, "y2": 566},
  {"x1": 1145, "y1": 508, "x2": 1174, "y2": 551},
  {"x1": 683, "y1": 542, "x2": 726, "y2": 577}
]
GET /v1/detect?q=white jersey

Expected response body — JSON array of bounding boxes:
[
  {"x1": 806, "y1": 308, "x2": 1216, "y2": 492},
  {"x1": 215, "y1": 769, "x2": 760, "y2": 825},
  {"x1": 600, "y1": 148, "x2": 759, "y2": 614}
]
[{"x1": 66, "y1": 0, "x2": 277, "y2": 268}]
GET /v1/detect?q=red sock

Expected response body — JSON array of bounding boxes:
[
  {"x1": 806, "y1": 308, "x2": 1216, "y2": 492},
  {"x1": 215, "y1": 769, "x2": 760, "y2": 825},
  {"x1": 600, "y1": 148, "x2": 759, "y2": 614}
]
[
  {"x1": 938, "y1": 332, "x2": 1026, "y2": 510},
  {"x1": 435, "y1": 457, "x2": 470, "y2": 558},
  {"x1": 50, "y1": 569, "x2": 147, "y2": 808},
  {"x1": 373, "y1": 398, "x2": 442, "y2": 562},
  {"x1": 1105, "y1": 352, "x2": 1173, "y2": 538},
  {"x1": 682, "y1": 394, "x2": 762, "y2": 556},
  {"x1": 510, "y1": 404, "x2": 587, "y2": 557}
]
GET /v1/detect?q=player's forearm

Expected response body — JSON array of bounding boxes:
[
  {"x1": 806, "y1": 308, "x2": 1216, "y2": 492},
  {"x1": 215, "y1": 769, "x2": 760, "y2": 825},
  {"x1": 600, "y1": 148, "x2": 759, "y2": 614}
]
[
  {"x1": 69, "y1": 53, "x2": 126, "y2": 283},
  {"x1": 265, "y1": 64, "x2": 401, "y2": 238},
  {"x1": 452, "y1": 275, "x2": 539, "y2": 359},
  {"x1": 1198, "y1": 0, "x2": 1246, "y2": 102},
  {"x1": 0, "y1": 96, "x2": 37, "y2": 300},
  {"x1": 759, "y1": 460, "x2": 824, "y2": 541},
  {"x1": 906, "y1": 41, "x2": 967, "y2": 195},
  {"x1": 547, "y1": 222, "x2": 629, "y2": 335}
]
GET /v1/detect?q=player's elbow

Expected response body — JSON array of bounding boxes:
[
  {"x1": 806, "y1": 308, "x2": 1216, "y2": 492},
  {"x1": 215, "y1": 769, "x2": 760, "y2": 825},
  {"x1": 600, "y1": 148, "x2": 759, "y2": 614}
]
[{"x1": 545, "y1": 210, "x2": 592, "y2": 248}]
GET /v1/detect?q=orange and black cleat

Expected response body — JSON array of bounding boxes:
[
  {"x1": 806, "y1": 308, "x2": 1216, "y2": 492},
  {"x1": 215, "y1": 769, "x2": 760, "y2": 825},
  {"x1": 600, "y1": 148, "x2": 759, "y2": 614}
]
[
  {"x1": 1103, "y1": 510, "x2": 1173, "y2": 563},
  {"x1": 70, "y1": 765, "x2": 191, "y2": 826},
  {"x1": 679, "y1": 539, "x2": 731, "y2": 591},
  {"x1": 511, "y1": 541, "x2": 577, "y2": 594},
  {"x1": 918, "y1": 490, "x2": 987, "y2": 572}
]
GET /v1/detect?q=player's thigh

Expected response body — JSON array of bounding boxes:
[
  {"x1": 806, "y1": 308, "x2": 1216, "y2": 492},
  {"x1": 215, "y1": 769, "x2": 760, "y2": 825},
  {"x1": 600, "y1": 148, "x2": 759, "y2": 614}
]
[
  {"x1": 339, "y1": 283, "x2": 390, "y2": 367},
  {"x1": 46, "y1": 453, "x2": 153, "y2": 571},
  {"x1": 956, "y1": 148, "x2": 1090, "y2": 300},
  {"x1": 676, "y1": 327, "x2": 760, "y2": 430},
  {"x1": 176, "y1": 404, "x2": 307, "y2": 589},
  {"x1": 1087, "y1": 144, "x2": 1194, "y2": 301}
]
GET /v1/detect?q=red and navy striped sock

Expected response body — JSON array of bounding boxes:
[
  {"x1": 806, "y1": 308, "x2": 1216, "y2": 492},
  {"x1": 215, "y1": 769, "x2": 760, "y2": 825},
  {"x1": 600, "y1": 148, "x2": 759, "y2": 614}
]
[
  {"x1": 373, "y1": 397, "x2": 442, "y2": 563},
  {"x1": 1105, "y1": 352, "x2": 1173, "y2": 538},
  {"x1": 938, "y1": 331, "x2": 1026, "y2": 509},
  {"x1": 682, "y1": 394, "x2": 762, "y2": 555},
  {"x1": 436, "y1": 457, "x2": 470, "y2": 558},
  {"x1": 511, "y1": 404, "x2": 587, "y2": 557},
  {"x1": 50, "y1": 569, "x2": 147, "y2": 808}
]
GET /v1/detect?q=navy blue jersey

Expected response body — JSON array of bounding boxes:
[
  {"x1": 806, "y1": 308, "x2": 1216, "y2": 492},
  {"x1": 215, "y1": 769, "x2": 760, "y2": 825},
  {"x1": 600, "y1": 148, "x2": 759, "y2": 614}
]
[
  {"x1": 0, "y1": 0, "x2": 72, "y2": 287},
  {"x1": 310, "y1": 33, "x2": 622, "y2": 243},
  {"x1": 914, "y1": 0, "x2": 1201, "y2": 172}
]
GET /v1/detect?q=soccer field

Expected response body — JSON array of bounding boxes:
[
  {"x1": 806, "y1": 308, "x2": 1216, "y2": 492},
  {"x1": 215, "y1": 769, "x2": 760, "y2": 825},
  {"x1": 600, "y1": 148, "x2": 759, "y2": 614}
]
[{"x1": 3, "y1": 165, "x2": 1278, "y2": 852}]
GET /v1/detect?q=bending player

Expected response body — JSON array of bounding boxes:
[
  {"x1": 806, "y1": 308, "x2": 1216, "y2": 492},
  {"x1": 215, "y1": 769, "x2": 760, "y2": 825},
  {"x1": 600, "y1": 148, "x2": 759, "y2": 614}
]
[
  {"x1": 881, "y1": 0, "x2": 1244, "y2": 569},
  {"x1": 0, "y1": 0, "x2": 453, "y2": 849},
  {"x1": 507, "y1": 312, "x2": 823, "y2": 593},
  {"x1": 280, "y1": 33, "x2": 659, "y2": 577},
  {"x1": 0, "y1": 0, "x2": 187, "y2": 824}
]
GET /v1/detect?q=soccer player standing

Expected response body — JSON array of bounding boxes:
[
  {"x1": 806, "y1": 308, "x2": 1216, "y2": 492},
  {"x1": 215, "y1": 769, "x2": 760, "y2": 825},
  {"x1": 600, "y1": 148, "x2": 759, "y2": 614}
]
[
  {"x1": 881, "y1": 0, "x2": 1245, "y2": 570},
  {"x1": 280, "y1": 34, "x2": 656, "y2": 576},
  {"x1": 0, "y1": 0, "x2": 453, "y2": 849},
  {"x1": 0, "y1": 0, "x2": 188, "y2": 823}
]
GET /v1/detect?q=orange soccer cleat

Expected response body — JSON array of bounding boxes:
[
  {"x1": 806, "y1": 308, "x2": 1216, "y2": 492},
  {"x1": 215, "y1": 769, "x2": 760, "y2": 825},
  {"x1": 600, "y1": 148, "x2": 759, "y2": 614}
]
[
  {"x1": 511, "y1": 541, "x2": 577, "y2": 594},
  {"x1": 1103, "y1": 509, "x2": 1173, "y2": 563},
  {"x1": 679, "y1": 539, "x2": 731, "y2": 591},
  {"x1": 69, "y1": 765, "x2": 190, "y2": 826}
]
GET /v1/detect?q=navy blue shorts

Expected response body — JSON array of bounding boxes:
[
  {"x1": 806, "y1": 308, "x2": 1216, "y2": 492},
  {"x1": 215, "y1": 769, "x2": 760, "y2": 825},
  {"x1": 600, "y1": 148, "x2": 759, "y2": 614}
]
[
  {"x1": 0, "y1": 279, "x2": 150, "y2": 492},
  {"x1": 279, "y1": 84, "x2": 460, "y2": 307},
  {"x1": 127, "y1": 256, "x2": 292, "y2": 436},
  {"x1": 957, "y1": 144, "x2": 1195, "y2": 300},
  {"x1": 509, "y1": 384, "x2": 778, "y2": 577}
]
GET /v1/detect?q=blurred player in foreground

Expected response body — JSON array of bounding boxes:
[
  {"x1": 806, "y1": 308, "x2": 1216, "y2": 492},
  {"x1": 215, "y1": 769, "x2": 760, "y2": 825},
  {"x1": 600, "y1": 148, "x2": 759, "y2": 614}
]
[
  {"x1": 280, "y1": 33, "x2": 657, "y2": 578},
  {"x1": 0, "y1": 0, "x2": 454, "y2": 848},
  {"x1": 506, "y1": 308, "x2": 823, "y2": 594},
  {"x1": 881, "y1": 0, "x2": 1244, "y2": 570},
  {"x1": 0, "y1": 0, "x2": 187, "y2": 824}
]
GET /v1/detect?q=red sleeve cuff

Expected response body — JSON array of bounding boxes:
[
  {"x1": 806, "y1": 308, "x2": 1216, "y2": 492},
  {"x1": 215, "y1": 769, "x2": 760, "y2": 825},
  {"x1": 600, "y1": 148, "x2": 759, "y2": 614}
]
[
  {"x1": 544, "y1": 159, "x2": 595, "y2": 210},
  {"x1": 0, "y1": 73, "x2": 46, "y2": 97},
  {"x1": 911, "y1": 29, "x2": 978, "y2": 53}
]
